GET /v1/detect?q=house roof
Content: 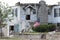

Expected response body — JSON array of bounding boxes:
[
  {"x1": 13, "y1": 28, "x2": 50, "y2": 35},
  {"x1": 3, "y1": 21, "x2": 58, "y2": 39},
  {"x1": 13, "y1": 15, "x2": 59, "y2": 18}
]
[
  {"x1": 23, "y1": 5, "x2": 36, "y2": 10},
  {"x1": 15, "y1": 2, "x2": 40, "y2": 6},
  {"x1": 48, "y1": 5, "x2": 58, "y2": 8}
]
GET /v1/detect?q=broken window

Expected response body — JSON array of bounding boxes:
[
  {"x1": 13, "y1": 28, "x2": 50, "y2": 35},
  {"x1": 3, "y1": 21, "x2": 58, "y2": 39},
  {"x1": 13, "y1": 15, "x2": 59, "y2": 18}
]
[
  {"x1": 26, "y1": 15, "x2": 30, "y2": 20},
  {"x1": 10, "y1": 26, "x2": 14, "y2": 31}
]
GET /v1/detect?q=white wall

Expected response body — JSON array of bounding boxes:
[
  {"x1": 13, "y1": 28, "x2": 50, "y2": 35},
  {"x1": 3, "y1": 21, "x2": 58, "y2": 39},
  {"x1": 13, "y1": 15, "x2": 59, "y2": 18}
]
[
  {"x1": 20, "y1": 6, "x2": 37, "y2": 22},
  {"x1": 48, "y1": 6, "x2": 60, "y2": 23},
  {"x1": 8, "y1": 5, "x2": 37, "y2": 32}
]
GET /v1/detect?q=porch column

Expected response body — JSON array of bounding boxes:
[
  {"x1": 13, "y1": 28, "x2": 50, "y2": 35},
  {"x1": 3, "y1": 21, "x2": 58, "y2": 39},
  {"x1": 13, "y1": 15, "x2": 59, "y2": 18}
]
[
  {"x1": 7, "y1": 24, "x2": 9, "y2": 37},
  {"x1": 6, "y1": 20, "x2": 10, "y2": 37}
]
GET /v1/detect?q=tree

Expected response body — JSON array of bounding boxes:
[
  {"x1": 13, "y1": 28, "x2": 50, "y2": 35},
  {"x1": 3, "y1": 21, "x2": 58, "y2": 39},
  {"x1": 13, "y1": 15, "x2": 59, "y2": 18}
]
[{"x1": 0, "y1": 1, "x2": 12, "y2": 38}]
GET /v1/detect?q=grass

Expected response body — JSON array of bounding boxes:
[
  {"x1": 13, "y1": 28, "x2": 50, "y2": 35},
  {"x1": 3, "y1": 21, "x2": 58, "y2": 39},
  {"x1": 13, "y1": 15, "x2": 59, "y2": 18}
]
[
  {"x1": 22, "y1": 32, "x2": 48, "y2": 34},
  {"x1": 0, "y1": 38, "x2": 23, "y2": 40}
]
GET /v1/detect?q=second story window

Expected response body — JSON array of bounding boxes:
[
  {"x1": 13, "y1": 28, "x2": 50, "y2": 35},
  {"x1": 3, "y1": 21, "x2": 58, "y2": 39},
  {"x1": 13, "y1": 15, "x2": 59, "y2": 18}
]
[
  {"x1": 26, "y1": 15, "x2": 30, "y2": 20},
  {"x1": 57, "y1": 23, "x2": 60, "y2": 26},
  {"x1": 33, "y1": 10, "x2": 36, "y2": 14},
  {"x1": 48, "y1": 10, "x2": 51, "y2": 15},
  {"x1": 15, "y1": 8, "x2": 18, "y2": 17},
  {"x1": 54, "y1": 9, "x2": 57, "y2": 17},
  {"x1": 12, "y1": 9, "x2": 14, "y2": 17},
  {"x1": 59, "y1": 8, "x2": 60, "y2": 16}
]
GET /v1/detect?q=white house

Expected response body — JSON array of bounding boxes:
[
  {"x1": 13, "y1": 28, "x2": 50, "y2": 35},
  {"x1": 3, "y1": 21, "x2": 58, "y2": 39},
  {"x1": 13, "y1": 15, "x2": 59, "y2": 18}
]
[
  {"x1": 5, "y1": 3, "x2": 37, "y2": 36},
  {"x1": 3, "y1": 0, "x2": 60, "y2": 37},
  {"x1": 48, "y1": 4, "x2": 60, "y2": 31}
]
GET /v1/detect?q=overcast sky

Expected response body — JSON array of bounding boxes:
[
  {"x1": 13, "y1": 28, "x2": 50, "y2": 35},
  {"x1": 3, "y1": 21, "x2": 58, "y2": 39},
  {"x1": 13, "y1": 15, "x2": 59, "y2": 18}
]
[{"x1": 0, "y1": 0, "x2": 60, "y2": 6}]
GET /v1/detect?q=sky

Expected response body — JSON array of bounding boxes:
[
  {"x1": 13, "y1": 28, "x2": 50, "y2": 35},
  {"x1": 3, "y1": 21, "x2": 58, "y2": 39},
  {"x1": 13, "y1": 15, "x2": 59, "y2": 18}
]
[{"x1": 0, "y1": 0, "x2": 60, "y2": 6}]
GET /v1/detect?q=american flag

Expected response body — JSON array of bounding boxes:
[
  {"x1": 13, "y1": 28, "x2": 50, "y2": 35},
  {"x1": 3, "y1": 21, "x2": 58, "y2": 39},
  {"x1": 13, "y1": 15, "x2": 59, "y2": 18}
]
[{"x1": 33, "y1": 18, "x2": 40, "y2": 27}]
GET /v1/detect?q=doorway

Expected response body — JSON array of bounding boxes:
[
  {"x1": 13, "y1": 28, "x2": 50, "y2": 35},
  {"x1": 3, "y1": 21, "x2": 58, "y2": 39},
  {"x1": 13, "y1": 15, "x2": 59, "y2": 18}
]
[
  {"x1": 9, "y1": 25, "x2": 14, "y2": 35},
  {"x1": 10, "y1": 25, "x2": 14, "y2": 31}
]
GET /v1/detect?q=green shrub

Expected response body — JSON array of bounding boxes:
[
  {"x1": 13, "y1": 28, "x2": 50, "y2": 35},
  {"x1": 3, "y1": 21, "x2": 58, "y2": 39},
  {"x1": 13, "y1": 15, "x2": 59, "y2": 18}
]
[
  {"x1": 32, "y1": 24, "x2": 56, "y2": 32},
  {"x1": 48, "y1": 24, "x2": 56, "y2": 31},
  {"x1": 32, "y1": 24, "x2": 49, "y2": 32}
]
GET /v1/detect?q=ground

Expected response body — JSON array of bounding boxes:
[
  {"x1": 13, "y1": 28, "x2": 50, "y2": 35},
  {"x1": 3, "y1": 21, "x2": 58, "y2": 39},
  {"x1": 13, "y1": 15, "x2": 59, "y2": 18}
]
[{"x1": 0, "y1": 32, "x2": 60, "y2": 40}]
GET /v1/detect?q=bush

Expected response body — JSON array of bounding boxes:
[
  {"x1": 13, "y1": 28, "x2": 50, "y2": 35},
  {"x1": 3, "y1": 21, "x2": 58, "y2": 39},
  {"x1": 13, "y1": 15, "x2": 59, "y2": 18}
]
[
  {"x1": 39, "y1": 24, "x2": 49, "y2": 32},
  {"x1": 48, "y1": 24, "x2": 56, "y2": 31},
  {"x1": 32, "y1": 24, "x2": 56, "y2": 32},
  {"x1": 32, "y1": 24, "x2": 49, "y2": 32}
]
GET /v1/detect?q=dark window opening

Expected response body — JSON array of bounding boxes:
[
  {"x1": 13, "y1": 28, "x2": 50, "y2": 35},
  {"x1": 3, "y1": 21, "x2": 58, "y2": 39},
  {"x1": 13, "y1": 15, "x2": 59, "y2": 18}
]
[
  {"x1": 48, "y1": 12, "x2": 51, "y2": 15},
  {"x1": 12, "y1": 9, "x2": 14, "y2": 17},
  {"x1": 59, "y1": 8, "x2": 60, "y2": 16},
  {"x1": 15, "y1": 8, "x2": 17, "y2": 17},
  {"x1": 57, "y1": 23, "x2": 60, "y2": 26},
  {"x1": 54, "y1": 9, "x2": 57, "y2": 17},
  {"x1": 48, "y1": 10, "x2": 51, "y2": 15},
  {"x1": 10, "y1": 26, "x2": 14, "y2": 31},
  {"x1": 33, "y1": 10, "x2": 36, "y2": 14},
  {"x1": 26, "y1": 15, "x2": 30, "y2": 20}
]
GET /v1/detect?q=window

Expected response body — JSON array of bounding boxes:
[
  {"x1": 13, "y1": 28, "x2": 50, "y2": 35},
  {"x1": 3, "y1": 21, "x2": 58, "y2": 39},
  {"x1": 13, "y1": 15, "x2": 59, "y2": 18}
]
[
  {"x1": 37, "y1": 17, "x2": 40, "y2": 22},
  {"x1": 26, "y1": 15, "x2": 30, "y2": 20},
  {"x1": 59, "y1": 8, "x2": 60, "y2": 16},
  {"x1": 12, "y1": 9, "x2": 14, "y2": 17},
  {"x1": 54, "y1": 9, "x2": 57, "y2": 17},
  {"x1": 15, "y1": 8, "x2": 17, "y2": 17},
  {"x1": 48, "y1": 12, "x2": 50, "y2": 15},
  {"x1": 57, "y1": 23, "x2": 60, "y2": 26},
  {"x1": 48, "y1": 10, "x2": 51, "y2": 15},
  {"x1": 10, "y1": 26, "x2": 14, "y2": 31},
  {"x1": 33, "y1": 10, "x2": 36, "y2": 14}
]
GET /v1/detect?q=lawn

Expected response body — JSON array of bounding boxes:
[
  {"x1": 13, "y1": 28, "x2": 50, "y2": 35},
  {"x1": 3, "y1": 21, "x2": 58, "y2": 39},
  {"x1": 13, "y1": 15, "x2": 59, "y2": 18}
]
[
  {"x1": 22, "y1": 32, "x2": 48, "y2": 34},
  {"x1": 0, "y1": 38, "x2": 22, "y2": 40}
]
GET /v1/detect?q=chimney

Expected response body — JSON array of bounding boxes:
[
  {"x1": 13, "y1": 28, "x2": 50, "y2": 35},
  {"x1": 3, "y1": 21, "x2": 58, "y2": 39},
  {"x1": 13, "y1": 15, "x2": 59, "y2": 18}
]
[
  {"x1": 15, "y1": 2, "x2": 20, "y2": 6},
  {"x1": 58, "y1": 2, "x2": 60, "y2": 5}
]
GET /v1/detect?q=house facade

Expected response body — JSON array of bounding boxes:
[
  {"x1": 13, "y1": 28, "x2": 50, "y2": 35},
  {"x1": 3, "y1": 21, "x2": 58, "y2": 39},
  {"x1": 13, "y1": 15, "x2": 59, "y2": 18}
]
[
  {"x1": 3, "y1": 0, "x2": 60, "y2": 37},
  {"x1": 8, "y1": 0, "x2": 48, "y2": 34},
  {"x1": 48, "y1": 3, "x2": 60, "y2": 31}
]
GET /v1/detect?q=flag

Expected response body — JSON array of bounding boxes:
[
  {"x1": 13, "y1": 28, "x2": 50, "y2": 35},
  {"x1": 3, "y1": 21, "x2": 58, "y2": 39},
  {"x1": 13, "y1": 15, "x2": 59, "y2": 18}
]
[
  {"x1": 33, "y1": 17, "x2": 40, "y2": 27},
  {"x1": 33, "y1": 21, "x2": 40, "y2": 27}
]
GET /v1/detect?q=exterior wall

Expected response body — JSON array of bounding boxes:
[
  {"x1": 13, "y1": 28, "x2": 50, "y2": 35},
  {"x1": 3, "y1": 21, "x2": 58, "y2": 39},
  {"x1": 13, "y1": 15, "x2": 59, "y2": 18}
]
[
  {"x1": 20, "y1": 6, "x2": 37, "y2": 22},
  {"x1": 9, "y1": 1, "x2": 48, "y2": 33},
  {"x1": 10, "y1": 5, "x2": 37, "y2": 32},
  {"x1": 48, "y1": 6, "x2": 60, "y2": 23},
  {"x1": 20, "y1": 6, "x2": 37, "y2": 32},
  {"x1": 9, "y1": 1, "x2": 60, "y2": 33},
  {"x1": 8, "y1": 6, "x2": 21, "y2": 33}
]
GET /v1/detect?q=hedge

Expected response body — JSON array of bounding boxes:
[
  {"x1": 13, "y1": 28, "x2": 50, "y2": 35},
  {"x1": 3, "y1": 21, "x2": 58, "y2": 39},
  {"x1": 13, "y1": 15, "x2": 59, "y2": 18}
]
[{"x1": 32, "y1": 24, "x2": 56, "y2": 32}]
